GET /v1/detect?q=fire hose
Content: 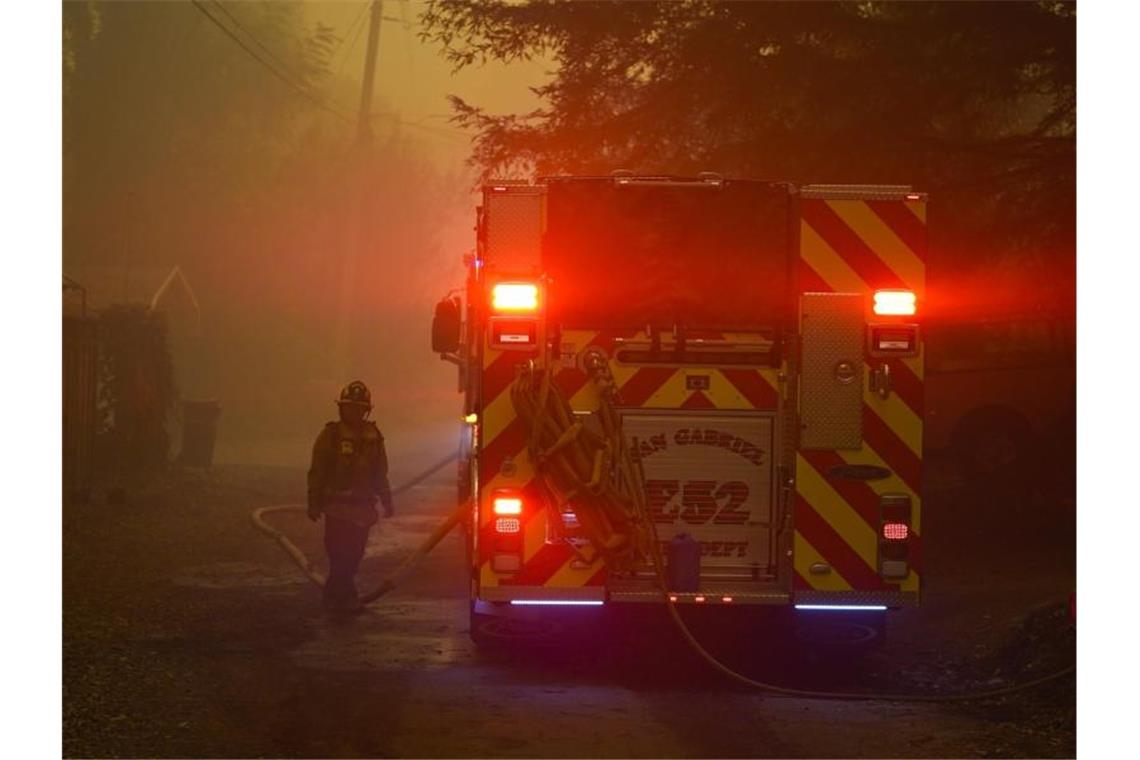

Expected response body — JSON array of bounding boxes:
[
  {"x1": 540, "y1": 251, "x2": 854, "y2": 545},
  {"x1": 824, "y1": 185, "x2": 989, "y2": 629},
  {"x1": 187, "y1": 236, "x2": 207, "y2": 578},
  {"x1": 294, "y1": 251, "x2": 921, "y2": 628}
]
[
  {"x1": 509, "y1": 356, "x2": 650, "y2": 570},
  {"x1": 251, "y1": 451, "x2": 463, "y2": 604},
  {"x1": 510, "y1": 359, "x2": 1075, "y2": 703}
]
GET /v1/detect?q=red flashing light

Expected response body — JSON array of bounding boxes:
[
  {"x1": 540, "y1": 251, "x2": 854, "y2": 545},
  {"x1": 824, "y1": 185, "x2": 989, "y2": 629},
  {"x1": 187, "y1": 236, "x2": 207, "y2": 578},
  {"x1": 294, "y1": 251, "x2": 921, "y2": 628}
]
[
  {"x1": 669, "y1": 595, "x2": 678, "y2": 603},
  {"x1": 491, "y1": 282, "x2": 539, "y2": 313},
  {"x1": 873, "y1": 289, "x2": 916, "y2": 316},
  {"x1": 694, "y1": 595, "x2": 706, "y2": 603},
  {"x1": 905, "y1": 193, "x2": 922, "y2": 201},
  {"x1": 493, "y1": 496, "x2": 522, "y2": 515},
  {"x1": 722, "y1": 596, "x2": 733, "y2": 604},
  {"x1": 882, "y1": 522, "x2": 909, "y2": 541}
]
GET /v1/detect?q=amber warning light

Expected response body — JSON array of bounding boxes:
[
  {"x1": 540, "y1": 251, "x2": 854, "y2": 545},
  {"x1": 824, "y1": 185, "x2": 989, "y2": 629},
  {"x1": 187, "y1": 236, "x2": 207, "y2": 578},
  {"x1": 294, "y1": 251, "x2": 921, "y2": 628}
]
[
  {"x1": 873, "y1": 289, "x2": 917, "y2": 316},
  {"x1": 491, "y1": 282, "x2": 539, "y2": 313}
]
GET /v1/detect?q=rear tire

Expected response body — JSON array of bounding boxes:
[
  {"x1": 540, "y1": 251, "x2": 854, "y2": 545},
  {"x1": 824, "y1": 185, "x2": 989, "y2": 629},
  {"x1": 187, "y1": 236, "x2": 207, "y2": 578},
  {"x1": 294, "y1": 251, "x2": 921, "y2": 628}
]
[
  {"x1": 468, "y1": 602, "x2": 561, "y2": 649},
  {"x1": 794, "y1": 612, "x2": 886, "y2": 653}
]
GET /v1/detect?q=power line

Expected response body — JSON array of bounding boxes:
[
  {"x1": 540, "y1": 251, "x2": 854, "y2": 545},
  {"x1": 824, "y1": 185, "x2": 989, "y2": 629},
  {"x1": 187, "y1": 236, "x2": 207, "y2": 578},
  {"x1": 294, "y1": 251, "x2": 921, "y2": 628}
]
[
  {"x1": 208, "y1": 0, "x2": 312, "y2": 91},
  {"x1": 375, "y1": 113, "x2": 470, "y2": 142},
  {"x1": 189, "y1": 0, "x2": 352, "y2": 125},
  {"x1": 192, "y1": 1, "x2": 468, "y2": 145},
  {"x1": 336, "y1": 7, "x2": 371, "y2": 78},
  {"x1": 331, "y1": 0, "x2": 372, "y2": 72}
]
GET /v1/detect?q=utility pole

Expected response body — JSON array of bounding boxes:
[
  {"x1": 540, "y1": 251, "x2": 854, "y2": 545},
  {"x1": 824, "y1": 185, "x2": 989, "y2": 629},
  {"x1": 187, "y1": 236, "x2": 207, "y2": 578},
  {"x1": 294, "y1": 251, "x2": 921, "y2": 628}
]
[
  {"x1": 357, "y1": 0, "x2": 383, "y2": 145},
  {"x1": 334, "y1": 0, "x2": 383, "y2": 380}
]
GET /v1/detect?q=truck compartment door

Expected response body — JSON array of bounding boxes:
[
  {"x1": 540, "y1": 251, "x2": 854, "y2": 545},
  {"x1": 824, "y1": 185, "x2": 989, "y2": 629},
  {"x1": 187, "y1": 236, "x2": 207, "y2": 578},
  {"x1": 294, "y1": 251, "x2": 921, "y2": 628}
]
[{"x1": 799, "y1": 292, "x2": 864, "y2": 450}]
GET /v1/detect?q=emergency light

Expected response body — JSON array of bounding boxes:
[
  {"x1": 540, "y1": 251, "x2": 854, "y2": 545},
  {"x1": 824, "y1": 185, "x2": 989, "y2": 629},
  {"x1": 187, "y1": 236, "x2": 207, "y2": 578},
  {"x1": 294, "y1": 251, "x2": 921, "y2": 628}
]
[
  {"x1": 873, "y1": 289, "x2": 916, "y2": 316},
  {"x1": 491, "y1": 491, "x2": 525, "y2": 571},
  {"x1": 493, "y1": 496, "x2": 523, "y2": 515},
  {"x1": 491, "y1": 282, "x2": 539, "y2": 313}
]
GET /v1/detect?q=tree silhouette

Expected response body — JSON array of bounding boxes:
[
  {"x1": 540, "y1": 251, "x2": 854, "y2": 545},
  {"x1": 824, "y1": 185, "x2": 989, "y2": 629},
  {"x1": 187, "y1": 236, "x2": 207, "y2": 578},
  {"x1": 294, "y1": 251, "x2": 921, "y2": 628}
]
[{"x1": 422, "y1": 0, "x2": 1075, "y2": 308}]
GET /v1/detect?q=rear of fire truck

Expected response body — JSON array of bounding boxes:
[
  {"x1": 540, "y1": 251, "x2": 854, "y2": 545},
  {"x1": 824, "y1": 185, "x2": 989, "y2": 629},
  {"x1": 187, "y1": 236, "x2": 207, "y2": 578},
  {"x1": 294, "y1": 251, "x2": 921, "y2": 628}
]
[{"x1": 432, "y1": 175, "x2": 926, "y2": 645}]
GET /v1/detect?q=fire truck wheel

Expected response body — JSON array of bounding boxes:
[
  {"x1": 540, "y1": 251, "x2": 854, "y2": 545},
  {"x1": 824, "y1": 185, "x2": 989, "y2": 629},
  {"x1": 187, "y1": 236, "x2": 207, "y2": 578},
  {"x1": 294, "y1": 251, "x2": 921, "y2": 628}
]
[
  {"x1": 468, "y1": 602, "x2": 561, "y2": 649},
  {"x1": 794, "y1": 613, "x2": 886, "y2": 653},
  {"x1": 953, "y1": 408, "x2": 1036, "y2": 482}
]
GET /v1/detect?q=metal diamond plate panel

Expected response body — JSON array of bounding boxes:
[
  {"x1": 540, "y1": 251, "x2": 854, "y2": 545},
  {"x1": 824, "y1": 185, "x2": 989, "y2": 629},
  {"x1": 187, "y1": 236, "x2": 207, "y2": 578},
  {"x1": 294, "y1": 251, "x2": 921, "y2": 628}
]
[
  {"x1": 799, "y1": 292, "x2": 864, "y2": 450},
  {"x1": 485, "y1": 189, "x2": 544, "y2": 270},
  {"x1": 607, "y1": 578, "x2": 789, "y2": 604}
]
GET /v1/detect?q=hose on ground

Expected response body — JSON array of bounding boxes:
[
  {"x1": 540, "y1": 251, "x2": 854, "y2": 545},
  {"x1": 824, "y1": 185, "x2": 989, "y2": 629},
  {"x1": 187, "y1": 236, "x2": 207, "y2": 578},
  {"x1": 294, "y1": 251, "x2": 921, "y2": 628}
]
[
  {"x1": 635, "y1": 482, "x2": 1075, "y2": 702},
  {"x1": 520, "y1": 357, "x2": 1075, "y2": 703},
  {"x1": 251, "y1": 451, "x2": 462, "y2": 602}
]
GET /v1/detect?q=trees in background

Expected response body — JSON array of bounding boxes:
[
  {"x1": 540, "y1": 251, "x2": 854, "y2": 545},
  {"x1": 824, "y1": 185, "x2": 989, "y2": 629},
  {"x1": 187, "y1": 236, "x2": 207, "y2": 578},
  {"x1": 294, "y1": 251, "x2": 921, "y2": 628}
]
[{"x1": 422, "y1": 0, "x2": 1075, "y2": 315}]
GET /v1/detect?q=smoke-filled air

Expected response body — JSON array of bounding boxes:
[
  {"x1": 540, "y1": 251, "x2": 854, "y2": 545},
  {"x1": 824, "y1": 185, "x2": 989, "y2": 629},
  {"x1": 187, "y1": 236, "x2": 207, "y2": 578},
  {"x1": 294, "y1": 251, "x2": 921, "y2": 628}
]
[{"x1": 63, "y1": 0, "x2": 548, "y2": 468}]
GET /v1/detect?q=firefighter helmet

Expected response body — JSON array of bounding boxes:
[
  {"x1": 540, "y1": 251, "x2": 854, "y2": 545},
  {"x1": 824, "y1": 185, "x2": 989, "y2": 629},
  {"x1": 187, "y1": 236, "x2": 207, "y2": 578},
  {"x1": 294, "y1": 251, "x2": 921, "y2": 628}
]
[{"x1": 337, "y1": 380, "x2": 372, "y2": 409}]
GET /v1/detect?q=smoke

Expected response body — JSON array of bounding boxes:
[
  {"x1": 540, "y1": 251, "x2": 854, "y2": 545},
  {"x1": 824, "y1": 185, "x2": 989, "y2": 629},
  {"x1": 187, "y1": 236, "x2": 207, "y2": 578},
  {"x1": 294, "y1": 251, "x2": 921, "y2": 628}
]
[{"x1": 62, "y1": 1, "x2": 549, "y2": 469}]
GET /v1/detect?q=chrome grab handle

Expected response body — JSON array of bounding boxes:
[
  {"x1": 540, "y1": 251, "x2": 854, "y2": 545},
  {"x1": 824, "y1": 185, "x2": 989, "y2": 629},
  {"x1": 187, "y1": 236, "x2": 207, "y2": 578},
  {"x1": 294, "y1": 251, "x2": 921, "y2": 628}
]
[{"x1": 871, "y1": 361, "x2": 892, "y2": 399}]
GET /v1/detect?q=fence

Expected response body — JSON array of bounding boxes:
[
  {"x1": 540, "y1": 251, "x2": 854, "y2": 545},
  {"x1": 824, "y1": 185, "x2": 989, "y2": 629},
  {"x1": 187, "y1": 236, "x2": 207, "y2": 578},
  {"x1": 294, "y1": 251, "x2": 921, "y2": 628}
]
[{"x1": 63, "y1": 315, "x2": 98, "y2": 493}]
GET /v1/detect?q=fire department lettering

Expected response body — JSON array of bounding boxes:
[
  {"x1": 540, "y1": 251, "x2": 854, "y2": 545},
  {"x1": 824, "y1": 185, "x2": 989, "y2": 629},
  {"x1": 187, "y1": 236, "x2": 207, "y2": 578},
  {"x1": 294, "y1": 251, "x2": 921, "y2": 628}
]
[
  {"x1": 646, "y1": 479, "x2": 752, "y2": 525},
  {"x1": 655, "y1": 539, "x2": 749, "y2": 559},
  {"x1": 674, "y1": 428, "x2": 765, "y2": 466},
  {"x1": 635, "y1": 428, "x2": 765, "y2": 466}
]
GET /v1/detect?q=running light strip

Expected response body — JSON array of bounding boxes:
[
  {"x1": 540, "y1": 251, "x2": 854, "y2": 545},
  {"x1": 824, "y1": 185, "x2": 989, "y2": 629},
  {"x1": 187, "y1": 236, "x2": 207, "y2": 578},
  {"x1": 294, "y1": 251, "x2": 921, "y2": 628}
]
[
  {"x1": 509, "y1": 600, "x2": 604, "y2": 606},
  {"x1": 794, "y1": 604, "x2": 888, "y2": 611}
]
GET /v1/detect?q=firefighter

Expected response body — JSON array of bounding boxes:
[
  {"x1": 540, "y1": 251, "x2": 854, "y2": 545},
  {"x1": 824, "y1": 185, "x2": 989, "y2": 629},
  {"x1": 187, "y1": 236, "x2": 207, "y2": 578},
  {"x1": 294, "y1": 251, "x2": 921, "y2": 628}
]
[{"x1": 307, "y1": 380, "x2": 394, "y2": 613}]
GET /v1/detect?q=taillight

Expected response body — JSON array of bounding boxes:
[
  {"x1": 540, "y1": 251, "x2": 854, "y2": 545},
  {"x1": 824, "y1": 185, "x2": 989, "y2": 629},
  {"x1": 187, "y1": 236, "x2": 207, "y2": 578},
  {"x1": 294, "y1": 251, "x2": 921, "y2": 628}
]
[
  {"x1": 495, "y1": 517, "x2": 521, "y2": 534},
  {"x1": 491, "y1": 282, "x2": 539, "y2": 313},
  {"x1": 868, "y1": 289, "x2": 920, "y2": 357},
  {"x1": 882, "y1": 522, "x2": 909, "y2": 541},
  {"x1": 878, "y1": 494, "x2": 912, "y2": 579},
  {"x1": 489, "y1": 281, "x2": 541, "y2": 349},
  {"x1": 873, "y1": 289, "x2": 916, "y2": 316},
  {"x1": 490, "y1": 491, "x2": 525, "y2": 573}
]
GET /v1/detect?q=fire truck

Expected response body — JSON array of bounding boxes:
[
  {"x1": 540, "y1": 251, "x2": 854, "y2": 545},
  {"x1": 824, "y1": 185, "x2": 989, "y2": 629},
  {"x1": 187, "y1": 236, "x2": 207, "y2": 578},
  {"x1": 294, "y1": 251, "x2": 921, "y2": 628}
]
[{"x1": 431, "y1": 175, "x2": 926, "y2": 646}]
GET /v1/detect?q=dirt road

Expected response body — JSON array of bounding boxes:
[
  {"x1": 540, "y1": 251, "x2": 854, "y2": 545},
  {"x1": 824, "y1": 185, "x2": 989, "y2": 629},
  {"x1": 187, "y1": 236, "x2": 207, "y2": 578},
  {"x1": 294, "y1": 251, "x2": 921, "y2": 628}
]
[{"x1": 63, "y1": 458, "x2": 1074, "y2": 758}]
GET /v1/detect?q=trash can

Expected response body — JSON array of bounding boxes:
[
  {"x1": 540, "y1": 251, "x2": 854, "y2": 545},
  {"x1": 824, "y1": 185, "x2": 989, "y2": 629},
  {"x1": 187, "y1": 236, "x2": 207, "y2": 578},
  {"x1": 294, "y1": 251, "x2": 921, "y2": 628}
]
[{"x1": 179, "y1": 400, "x2": 221, "y2": 467}]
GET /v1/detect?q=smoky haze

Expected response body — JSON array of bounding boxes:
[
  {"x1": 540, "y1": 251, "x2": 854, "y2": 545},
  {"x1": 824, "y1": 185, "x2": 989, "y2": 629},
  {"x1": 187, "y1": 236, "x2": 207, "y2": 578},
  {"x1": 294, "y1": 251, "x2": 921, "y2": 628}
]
[{"x1": 62, "y1": 1, "x2": 548, "y2": 469}]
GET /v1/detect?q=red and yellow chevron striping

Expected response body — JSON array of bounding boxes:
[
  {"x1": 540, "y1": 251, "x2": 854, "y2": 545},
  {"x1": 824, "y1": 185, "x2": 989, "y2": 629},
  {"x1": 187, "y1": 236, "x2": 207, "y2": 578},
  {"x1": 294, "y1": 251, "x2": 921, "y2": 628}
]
[
  {"x1": 794, "y1": 196, "x2": 926, "y2": 600},
  {"x1": 477, "y1": 328, "x2": 783, "y2": 593}
]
